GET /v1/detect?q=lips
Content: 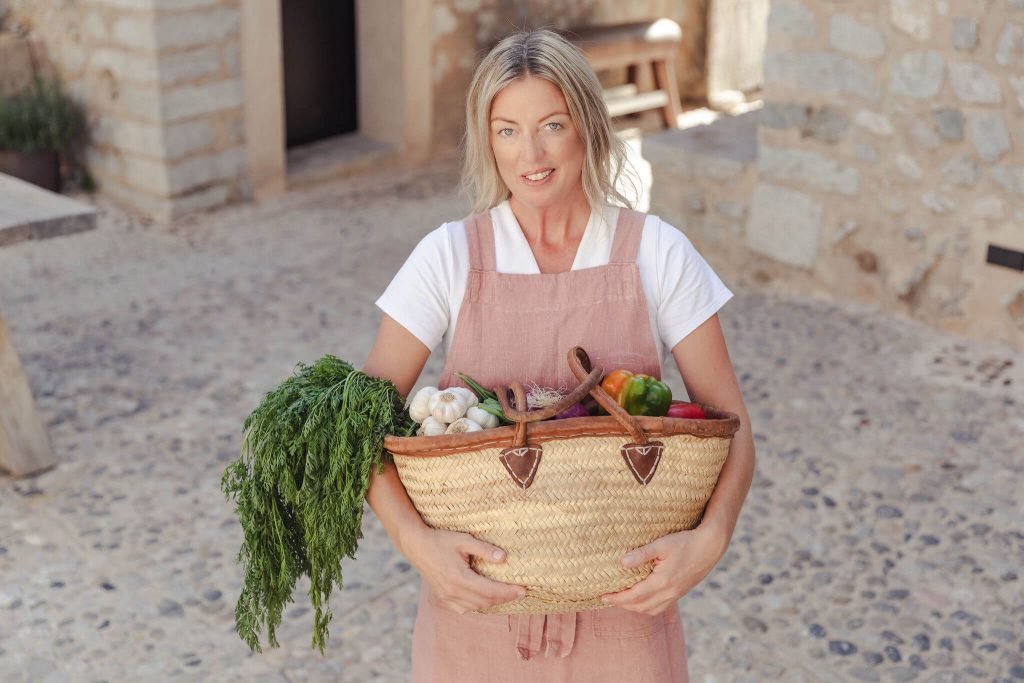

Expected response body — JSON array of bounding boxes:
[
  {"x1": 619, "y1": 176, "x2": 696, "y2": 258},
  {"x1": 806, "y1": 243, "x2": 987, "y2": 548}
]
[{"x1": 522, "y1": 168, "x2": 555, "y2": 183}]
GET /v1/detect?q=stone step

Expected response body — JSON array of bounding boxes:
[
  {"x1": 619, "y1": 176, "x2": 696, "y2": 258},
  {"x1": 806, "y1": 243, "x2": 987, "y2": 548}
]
[{"x1": 0, "y1": 172, "x2": 97, "y2": 248}]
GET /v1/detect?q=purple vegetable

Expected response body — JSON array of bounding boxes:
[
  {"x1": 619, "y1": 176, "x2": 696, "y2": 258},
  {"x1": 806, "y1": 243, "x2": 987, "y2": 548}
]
[{"x1": 553, "y1": 402, "x2": 590, "y2": 420}]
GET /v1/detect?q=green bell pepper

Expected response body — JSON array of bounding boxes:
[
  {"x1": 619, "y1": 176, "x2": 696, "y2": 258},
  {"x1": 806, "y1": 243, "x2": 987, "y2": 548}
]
[{"x1": 617, "y1": 373, "x2": 672, "y2": 417}]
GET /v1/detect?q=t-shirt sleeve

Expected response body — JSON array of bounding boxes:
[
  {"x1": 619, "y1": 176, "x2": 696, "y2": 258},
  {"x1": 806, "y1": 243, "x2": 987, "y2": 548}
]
[
  {"x1": 655, "y1": 217, "x2": 734, "y2": 351},
  {"x1": 374, "y1": 224, "x2": 451, "y2": 353}
]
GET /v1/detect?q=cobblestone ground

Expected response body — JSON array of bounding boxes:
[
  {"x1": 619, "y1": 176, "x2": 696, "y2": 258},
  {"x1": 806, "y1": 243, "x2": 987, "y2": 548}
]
[{"x1": 0, "y1": 161, "x2": 1022, "y2": 683}]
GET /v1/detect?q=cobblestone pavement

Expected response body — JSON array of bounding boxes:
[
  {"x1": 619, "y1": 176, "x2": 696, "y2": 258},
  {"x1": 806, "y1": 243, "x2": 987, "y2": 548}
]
[{"x1": 1, "y1": 161, "x2": 1022, "y2": 683}]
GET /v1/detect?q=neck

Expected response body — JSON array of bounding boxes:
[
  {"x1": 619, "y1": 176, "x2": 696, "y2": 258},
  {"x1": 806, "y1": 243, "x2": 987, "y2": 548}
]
[{"x1": 508, "y1": 186, "x2": 592, "y2": 246}]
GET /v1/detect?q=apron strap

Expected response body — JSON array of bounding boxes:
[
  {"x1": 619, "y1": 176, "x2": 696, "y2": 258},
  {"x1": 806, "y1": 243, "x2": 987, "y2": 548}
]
[
  {"x1": 465, "y1": 211, "x2": 498, "y2": 272},
  {"x1": 508, "y1": 613, "x2": 577, "y2": 660},
  {"x1": 608, "y1": 208, "x2": 646, "y2": 265}
]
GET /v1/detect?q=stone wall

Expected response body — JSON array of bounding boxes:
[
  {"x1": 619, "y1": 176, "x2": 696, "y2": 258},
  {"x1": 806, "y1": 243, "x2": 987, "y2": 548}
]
[
  {"x1": 430, "y1": 0, "x2": 708, "y2": 150},
  {"x1": 747, "y1": 0, "x2": 1023, "y2": 347},
  {"x1": 5, "y1": 0, "x2": 248, "y2": 220}
]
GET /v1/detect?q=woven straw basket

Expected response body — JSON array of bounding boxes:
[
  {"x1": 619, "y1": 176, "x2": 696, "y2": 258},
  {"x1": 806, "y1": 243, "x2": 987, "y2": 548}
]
[{"x1": 384, "y1": 346, "x2": 740, "y2": 615}]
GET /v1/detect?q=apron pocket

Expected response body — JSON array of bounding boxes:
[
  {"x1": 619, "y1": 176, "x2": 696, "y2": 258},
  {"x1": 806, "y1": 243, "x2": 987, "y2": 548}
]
[{"x1": 592, "y1": 606, "x2": 671, "y2": 639}]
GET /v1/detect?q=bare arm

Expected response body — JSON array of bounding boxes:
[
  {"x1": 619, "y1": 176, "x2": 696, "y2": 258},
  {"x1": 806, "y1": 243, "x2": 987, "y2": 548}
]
[{"x1": 671, "y1": 313, "x2": 755, "y2": 544}]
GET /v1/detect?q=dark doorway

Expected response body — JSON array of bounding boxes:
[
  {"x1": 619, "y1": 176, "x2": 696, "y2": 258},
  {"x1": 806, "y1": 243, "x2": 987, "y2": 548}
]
[{"x1": 281, "y1": 0, "x2": 358, "y2": 148}]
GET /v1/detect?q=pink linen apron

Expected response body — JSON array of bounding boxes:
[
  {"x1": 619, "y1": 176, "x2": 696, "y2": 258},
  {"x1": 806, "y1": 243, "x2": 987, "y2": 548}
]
[{"x1": 409, "y1": 207, "x2": 690, "y2": 682}]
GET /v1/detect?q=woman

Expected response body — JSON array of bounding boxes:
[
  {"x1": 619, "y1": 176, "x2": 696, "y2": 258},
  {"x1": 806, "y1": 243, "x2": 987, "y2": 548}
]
[{"x1": 362, "y1": 29, "x2": 755, "y2": 681}]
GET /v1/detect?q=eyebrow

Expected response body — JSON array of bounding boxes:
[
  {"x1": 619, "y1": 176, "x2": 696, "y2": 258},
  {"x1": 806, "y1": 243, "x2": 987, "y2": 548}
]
[{"x1": 490, "y1": 110, "x2": 569, "y2": 124}]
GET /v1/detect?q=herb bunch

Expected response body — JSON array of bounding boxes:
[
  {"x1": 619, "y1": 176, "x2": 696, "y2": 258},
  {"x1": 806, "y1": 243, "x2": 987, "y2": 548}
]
[{"x1": 221, "y1": 355, "x2": 417, "y2": 653}]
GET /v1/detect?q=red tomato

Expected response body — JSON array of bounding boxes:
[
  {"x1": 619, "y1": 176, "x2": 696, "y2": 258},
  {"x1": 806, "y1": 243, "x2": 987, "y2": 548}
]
[{"x1": 667, "y1": 403, "x2": 706, "y2": 419}]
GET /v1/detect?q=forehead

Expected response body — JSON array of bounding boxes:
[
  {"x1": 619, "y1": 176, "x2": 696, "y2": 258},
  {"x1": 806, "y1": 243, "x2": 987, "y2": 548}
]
[{"x1": 490, "y1": 76, "x2": 568, "y2": 119}]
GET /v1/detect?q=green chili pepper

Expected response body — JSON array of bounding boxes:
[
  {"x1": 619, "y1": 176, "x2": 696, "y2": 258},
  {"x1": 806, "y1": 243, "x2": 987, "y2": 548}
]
[{"x1": 617, "y1": 373, "x2": 672, "y2": 417}]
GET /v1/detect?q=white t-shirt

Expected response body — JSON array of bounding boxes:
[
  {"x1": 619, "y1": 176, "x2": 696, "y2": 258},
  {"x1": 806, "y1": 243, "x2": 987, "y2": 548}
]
[{"x1": 375, "y1": 201, "x2": 734, "y2": 370}]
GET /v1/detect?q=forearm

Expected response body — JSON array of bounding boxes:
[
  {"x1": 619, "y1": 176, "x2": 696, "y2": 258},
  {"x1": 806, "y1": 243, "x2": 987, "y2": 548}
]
[
  {"x1": 366, "y1": 461, "x2": 429, "y2": 558},
  {"x1": 701, "y1": 405, "x2": 755, "y2": 542}
]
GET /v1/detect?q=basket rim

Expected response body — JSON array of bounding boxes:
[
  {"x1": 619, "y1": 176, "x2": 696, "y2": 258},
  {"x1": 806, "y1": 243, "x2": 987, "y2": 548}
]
[{"x1": 384, "y1": 403, "x2": 741, "y2": 457}]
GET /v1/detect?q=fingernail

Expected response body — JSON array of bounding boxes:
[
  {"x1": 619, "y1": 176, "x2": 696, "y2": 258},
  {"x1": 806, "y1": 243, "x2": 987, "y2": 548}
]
[
  {"x1": 601, "y1": 597, "x2": 610, "y2": 604},
  {"x1": 492, "y1": 549, "x2": 504, "y2": 561},
  {"x1": 623, "y1": 554, "x2": 636, "y2": 566}
]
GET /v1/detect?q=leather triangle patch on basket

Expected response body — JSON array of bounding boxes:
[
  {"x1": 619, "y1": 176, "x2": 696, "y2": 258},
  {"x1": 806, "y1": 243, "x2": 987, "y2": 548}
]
[
  {"x1": 621, "y1": 441, "x2": 665, "y2": 485},
  {"x1": 499, "y1": 445, "x2": 543, "y2": 490}
]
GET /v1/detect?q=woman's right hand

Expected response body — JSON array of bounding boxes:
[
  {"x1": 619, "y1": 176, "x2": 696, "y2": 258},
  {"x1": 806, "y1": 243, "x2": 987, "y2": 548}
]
[{"x1": 402, "y1": 526, "x2": 527, "y2": 614}]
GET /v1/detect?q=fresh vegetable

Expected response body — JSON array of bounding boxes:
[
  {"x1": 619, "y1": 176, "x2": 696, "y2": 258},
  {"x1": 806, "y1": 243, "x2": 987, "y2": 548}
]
[
  {"x1": 457, "y1": 372, "x2": 498, "y2": 402},
  {"x1": 220, "y1": 355, "x2": 416, "y2": 654},
  {"x1": 417, "y1": 415, "x2": 448, "y2": 436},
  {"x1": 598, "y1": 369, "x2": 672, "y2": 417},
  {"x1": 445, "y1": 417, "x2": 483, "y2": 434},
  {"x1": 600, "y1": 370, "x2": 634, "y2": 403},
  {"x1": 526, "y1": 382, "x2": 567, "y2": 410},
  {"x1": 667, "y1": 403, "x2": 707, "y2": 419},
  {"x1": 554, "y1": 402, "x2": 590, "y2": 419},
  {"x1": 619, "y1": 374, "x2": 672, "y2": 416},
  {"x1": 408, "y1": 386, "x2": 438, "y2": 423},
  {"x1": 429, "y1": 389, "x2": 469, "y2": 423},
  {"x1": 466, "y1": 405, "x2": 499, "y2": 429}
]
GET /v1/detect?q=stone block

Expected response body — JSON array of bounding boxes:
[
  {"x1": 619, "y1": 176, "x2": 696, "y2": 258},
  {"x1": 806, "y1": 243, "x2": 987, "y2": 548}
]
[
  {"x1": 951, "y1": 17, "x2": 978, "y2": 51},
  {"x1": 889, "y1": 51, "x2": 944, "y2": 99},
  {"x1": 765, "y1": 51, "x2": 879, "y2": 100},
  {"x1": 162, "y1": 80, "x2": 243, "y2": 121},
  {"x1": 158, "y1": 46, "x2": 221, "y2": 86},
  {"x1": 830, "y1": 15, "x2": 886, "y2": 60},
  {"x1": 746, "y1": 183, "x2": 823, "y2": 268},
  {"x1": 166, "y1": 146, "x2": 246, "y2": 195},
  {"x1": 854, "y1": 109, "x2": 894, "y2": 136},
  {"x1": 895, "y1": 154, "x2": 922, "y2": 181},
  {"x1": 759, "y1": 146, "x2": 859, "y2": 196},
  {"x1": 0, "y1": 33, "x2": 35, "y2": 97},
  {"x1": 969, "y1": 112, "x2": 1011, "y2": 162},
  {"x1": 931, "y1": 108, "x2": 964, "y2": 141},
  {"x1": 90, "y1": 48, "x2": 160, "y2": 84},
  {"x1": 164, "y1": 120, "x2": 216, "y2": 159},
  {"x1": 111, "y1": 15, "x2": 158, "y2": 53},
  {"x1": 995, "y1": 24, "x2": 1023, "y2": 66},
  {"x1": 991, "y1": 166, "x2": 1024, "y2": 195},
  {"x1": 971, "y1": 196, "x2": 1005, "y2": 219},
  {"x1": 154, "y1": 7, "x2": 240, "y2": 52},
  {"x1": 950, "y1": 63, "x2": 1002, "y2": 104},
  {"x1": 891, "y1": 0, "x2": 931, "y2": 41},
  {"x1": 167, "y1": 184, "x2": 230, "y2": 218},
  {"x1": 155, "y1": 0, "x2": 221, "y2": 10},
  {"x1": 767, "y1": 0, "x2": 817, "y2": 42},
  {"x1": 939, "y1": 155, "x2": 980, "y2": 187},
  {"x1": 1010, "y1": 76, "x2": 1024, "y2": 109},
  {"x1": 91, "y1": 117, "x2": 165, "y2": 158},
  {"x1": 922, "y1": 192, "x2": 954, "y2": 214}
]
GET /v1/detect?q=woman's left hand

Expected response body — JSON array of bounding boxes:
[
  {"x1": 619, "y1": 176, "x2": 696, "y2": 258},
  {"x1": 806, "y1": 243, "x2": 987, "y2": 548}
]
[{"x1": 600, "y1": 519, "x2": 730, "y2": 616}]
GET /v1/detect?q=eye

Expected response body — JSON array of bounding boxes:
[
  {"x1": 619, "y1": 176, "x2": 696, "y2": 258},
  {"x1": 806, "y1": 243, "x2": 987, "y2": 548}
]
[
  {"x1": 546, "y1": 122, "x2": 563, "y2": 131},
  {"x1": 497, "y1": 127, "x2": 514, "y2": 137}
]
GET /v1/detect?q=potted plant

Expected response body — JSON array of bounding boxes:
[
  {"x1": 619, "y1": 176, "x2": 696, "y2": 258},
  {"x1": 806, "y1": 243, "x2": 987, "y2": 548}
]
[{"x1": 0, "y1": 75, "x2": 85, "y2": 192}]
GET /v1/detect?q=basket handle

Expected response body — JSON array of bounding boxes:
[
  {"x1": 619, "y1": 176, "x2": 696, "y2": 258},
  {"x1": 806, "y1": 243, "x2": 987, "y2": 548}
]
[{"x1": 493, "y1": 347, "x2": 650, "y2": 444}]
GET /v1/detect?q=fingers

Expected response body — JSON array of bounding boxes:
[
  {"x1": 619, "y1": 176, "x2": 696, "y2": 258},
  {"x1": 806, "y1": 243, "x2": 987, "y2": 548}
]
[{"x1": 457, "y1": 535, "x2": 509, "y2": 564}]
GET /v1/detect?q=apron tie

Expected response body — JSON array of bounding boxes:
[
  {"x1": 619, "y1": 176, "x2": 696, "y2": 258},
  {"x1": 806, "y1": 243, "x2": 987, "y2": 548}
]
[{"x1": 508, "y1": 613, "x2": 577, "y2": 659}]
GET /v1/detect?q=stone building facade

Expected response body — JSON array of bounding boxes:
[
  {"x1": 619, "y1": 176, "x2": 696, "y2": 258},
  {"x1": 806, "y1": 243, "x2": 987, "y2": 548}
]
[
  {"x1": 646, "y1": 0, "x2": 1024, "y2": 349},
  {"x1": 1, "y1": 0, "x2": 707, "y2": 220}
]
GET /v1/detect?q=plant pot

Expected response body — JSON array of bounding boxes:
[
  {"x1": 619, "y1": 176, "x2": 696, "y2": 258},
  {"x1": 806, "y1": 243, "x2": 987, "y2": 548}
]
[{"x1": 0, "y1": 148, "x2": 61, "y2": 192}]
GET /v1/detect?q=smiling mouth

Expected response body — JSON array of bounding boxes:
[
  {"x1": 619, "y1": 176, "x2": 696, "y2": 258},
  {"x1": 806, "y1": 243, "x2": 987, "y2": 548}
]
[{"x1": 523, "y1": 168, "x2": 554, "y2": 182}]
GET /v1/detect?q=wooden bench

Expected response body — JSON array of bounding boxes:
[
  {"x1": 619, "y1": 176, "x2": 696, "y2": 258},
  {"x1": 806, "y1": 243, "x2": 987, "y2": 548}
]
[{"x1": 570, "y1": 18, "x2": 684, "y2": 129}]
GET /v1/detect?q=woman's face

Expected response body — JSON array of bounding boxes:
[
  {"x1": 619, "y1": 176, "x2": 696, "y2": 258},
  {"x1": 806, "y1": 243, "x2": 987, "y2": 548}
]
[{"x1": 489, "y1": 75, "x2": 586, "y2": 210}]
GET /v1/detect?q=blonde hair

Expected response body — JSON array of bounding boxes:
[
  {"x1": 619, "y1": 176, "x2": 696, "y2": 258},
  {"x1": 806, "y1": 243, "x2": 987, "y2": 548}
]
[{"x1": 461, "y1": 29, "x2": 638, "y2": 214}]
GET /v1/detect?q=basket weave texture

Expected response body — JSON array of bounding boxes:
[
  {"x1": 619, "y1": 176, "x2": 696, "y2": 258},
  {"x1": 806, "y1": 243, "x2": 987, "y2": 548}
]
[{"x1": 385, "y1": 347, "x2": 740, "y2": 615}]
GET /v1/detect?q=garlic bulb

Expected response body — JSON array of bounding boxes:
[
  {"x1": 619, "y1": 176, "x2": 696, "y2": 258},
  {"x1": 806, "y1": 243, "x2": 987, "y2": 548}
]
[
  {"x1": 420, "y1": 416, "x2": 448, "y2": 437},
  {"x1": 408, "y1": 386, "x2": 439, "y2": 423},
  {"x1": 429, "y1": 390, "x2": 468, "y2": 423},
  {"x1": 465, "y1": 406, "x2": 499, "y2": 429},
  {"x1": 448, "y1": 386, "x2": 479, "y2": 408},
  {"x1": 445, "y1": 417, "x2": 483, "y2": 434}
]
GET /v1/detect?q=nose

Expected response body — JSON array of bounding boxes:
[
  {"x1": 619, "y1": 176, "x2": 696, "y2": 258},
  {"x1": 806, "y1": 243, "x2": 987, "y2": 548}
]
[{"x1": 521, "y1": 130, "x2": 544, "y2": 164}]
